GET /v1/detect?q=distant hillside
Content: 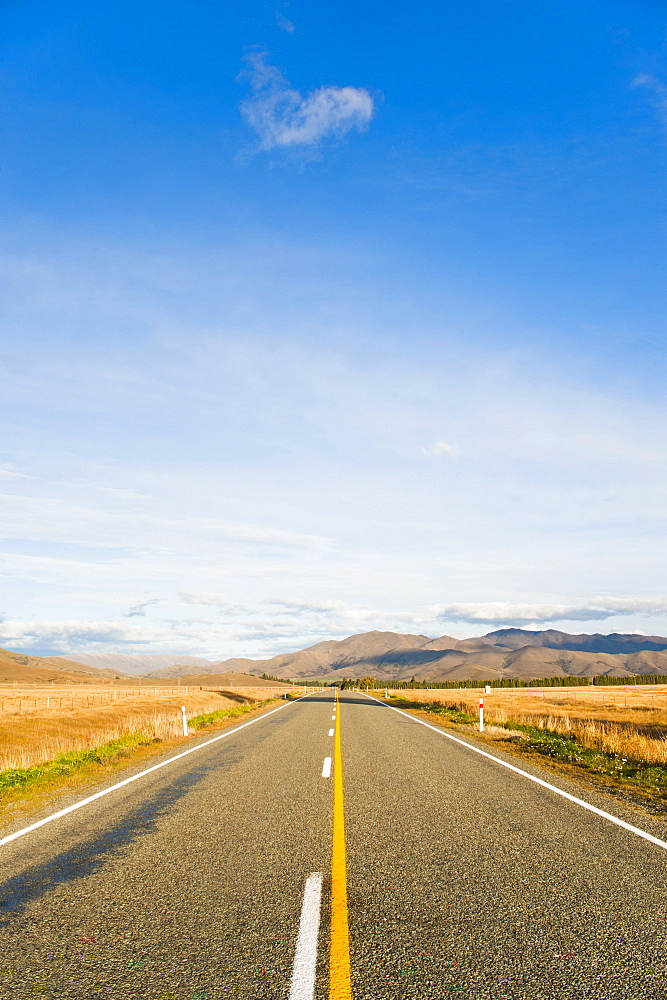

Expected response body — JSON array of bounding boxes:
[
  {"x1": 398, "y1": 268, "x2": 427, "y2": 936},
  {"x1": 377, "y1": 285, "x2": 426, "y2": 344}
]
[
  {"x1": 65, "y1": 653, "x2": 218, "y2": 676},
  {"x1": 145, "y1": 628, "x2": 667, "y2": 683},
  {"x1": 147, "y1": 657, "x2": 267, "y2": 679},
  {"x1": 42, "y1": 627, "x2": 667, "y2": 685},
  {"x1": 0, "y1": 648, "x2": 133, "y2": 684},
  {"x1": 167, "y1": 671, "x2": 292, "y2": 688},
  {"x1": 145, "y1": 631, "x2": 432, "y2": 680},
  {"x1": 479, "y1": 628, "x2": 667, "y2": 655}
]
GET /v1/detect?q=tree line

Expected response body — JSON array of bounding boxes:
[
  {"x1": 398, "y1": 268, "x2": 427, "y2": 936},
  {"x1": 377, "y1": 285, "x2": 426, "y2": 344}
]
[{"x1": 332, "y1": 674, "x2": 667, "y2": 690}]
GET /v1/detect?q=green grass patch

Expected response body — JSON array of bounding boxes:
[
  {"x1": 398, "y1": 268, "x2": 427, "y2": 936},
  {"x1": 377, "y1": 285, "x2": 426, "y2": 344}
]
[
  {"x1": 0, "y1": 700, "x2": 276, "y2": 801},
  {"x1": 188, "y1": 700, "x2": 273, "y2": 730},
  {"x1": 391, "y1": 697, "x2": 667, "y2": 801},
  {"x1": 498, "y1": 722, "x2": 667, "y2": 792},
  {"x1": 389, "y1": 697, "x2": 477, "y2": 726},
  {"x1": 0, "y1": 733, "x2": 156, "y2": 795}
]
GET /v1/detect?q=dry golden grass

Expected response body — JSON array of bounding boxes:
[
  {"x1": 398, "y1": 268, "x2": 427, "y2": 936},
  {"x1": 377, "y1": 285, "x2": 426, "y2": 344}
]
[
  {"x1": 0, "y1": 684, "x2": 290, "y2": 771},
  {"x1": 389, "y1": 685, "x2": 667, "y2": 768}
]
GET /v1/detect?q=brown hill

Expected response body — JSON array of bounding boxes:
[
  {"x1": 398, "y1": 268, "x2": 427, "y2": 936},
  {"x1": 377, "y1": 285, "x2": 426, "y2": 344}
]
[
  {"x1": 158, "y1": 628, "x2": 667, "y2": 683},
  {"x1": 146, "y1": 631, "x2": 431, "y2": 681},
  {"x1": 38, "y1": 627, "x2": 667, "y2": 686},
  {"x1": 0, "y1": 648, "x2": 133, "y2": 684},
  {"x1": 64, "y1": 653, "x2": 217, "y2": 675},
  {"x1": 147, "y1": 657, "x2": 274, "y2": 679},
  {"x1": 478, "y1": 628, "x2": 667, "y2": 655},
  {"x1": 165, "y1": 671, "x2": 292, "y2": 687}
]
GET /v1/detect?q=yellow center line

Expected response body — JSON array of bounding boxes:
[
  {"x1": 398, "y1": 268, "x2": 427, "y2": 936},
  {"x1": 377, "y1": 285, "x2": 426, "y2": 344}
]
[{"x1": 329, "y1": 690, "x2": 353, "y2": 1000}]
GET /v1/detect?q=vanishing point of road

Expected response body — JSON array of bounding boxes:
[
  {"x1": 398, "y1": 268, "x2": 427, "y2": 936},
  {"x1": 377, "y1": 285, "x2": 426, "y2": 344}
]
[{"x1": 1, "y1": 690, "x2": 667, "y2": 999}]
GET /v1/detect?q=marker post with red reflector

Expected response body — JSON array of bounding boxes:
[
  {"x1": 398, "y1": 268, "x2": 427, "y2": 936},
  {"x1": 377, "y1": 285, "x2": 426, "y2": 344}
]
[{"x1": 479, "y1": 698, "x2": 484, "y2": 733}]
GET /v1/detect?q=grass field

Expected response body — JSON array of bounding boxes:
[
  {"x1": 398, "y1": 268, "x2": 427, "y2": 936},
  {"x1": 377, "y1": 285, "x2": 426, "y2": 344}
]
[
  {"x1": 387, "y1": 685, "x2": 667, "y2": 773},
  {"x1": 0, "y1": 683, "x2": 292, "y2": 771}
]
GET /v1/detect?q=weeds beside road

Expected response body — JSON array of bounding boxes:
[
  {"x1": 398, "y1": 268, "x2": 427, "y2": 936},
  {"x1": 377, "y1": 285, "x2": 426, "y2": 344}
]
[
  {"x1": 0, "y1": 696, "x2": 282, "y2": 827},
  {"x1": 388, "y1": 692, "x2": 667, "y2": 811},
  {"x1": 0, "y1": 684, "x2": 291, "y2": 772}
]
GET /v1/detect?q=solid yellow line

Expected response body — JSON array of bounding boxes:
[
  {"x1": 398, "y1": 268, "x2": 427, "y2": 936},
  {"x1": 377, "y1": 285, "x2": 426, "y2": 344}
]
[{"x1": 329, "y1": 690, "x2": 353, "y2": 1000}]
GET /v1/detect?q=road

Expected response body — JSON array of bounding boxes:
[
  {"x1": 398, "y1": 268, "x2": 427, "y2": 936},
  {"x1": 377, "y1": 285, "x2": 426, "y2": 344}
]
[{"x1": 1, "y1": 690, "x2": 667, "y2": 999}]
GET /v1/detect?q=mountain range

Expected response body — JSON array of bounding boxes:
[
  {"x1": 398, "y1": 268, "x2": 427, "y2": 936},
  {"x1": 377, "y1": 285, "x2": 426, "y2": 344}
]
[
  {"x1": 8, "y1": 628, "x2": 667, "y2": 686},
  {"x1": 65, "y1": 653, "x2": 215, "y2": 676},
  {"x1": 135, "y1": 628, "x2": 667, "y2": 682},
  {"x1": 0, "y1": 648, "x2": 134, "y2": 684}
]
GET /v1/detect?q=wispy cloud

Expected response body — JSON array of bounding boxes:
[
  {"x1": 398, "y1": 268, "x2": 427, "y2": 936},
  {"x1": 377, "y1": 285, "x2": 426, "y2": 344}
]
[
  {"x1": 275, "y1": 5, "x2": 295, "y2": 34},
  {"x1": 0, "y1": 493, "x2": 328, "y2": 554},
  {"x1": 428, "y1": 598, "x2": 667, "y2": 627},
  {"x1": 125, "y1": 600, "x2": 160, "y2": 618},
  {"x1": 239, "y1": 52, "x2": 374, "y2": 151},
  {"x1": 422, "y1": 440, "x2": 459, "y2": 458},
  {"x1": 180, "y1": 591, "x2": 235, "y2": 608},
  {"x1": 0, "y1": 619, "x2": 168, "y2": 649},
  {"x1": 631, "y1": 73, "x2": 667, "y2": 125},
  {"x1": 268, "y1": 598, "x2": 346, "y2": 613}
]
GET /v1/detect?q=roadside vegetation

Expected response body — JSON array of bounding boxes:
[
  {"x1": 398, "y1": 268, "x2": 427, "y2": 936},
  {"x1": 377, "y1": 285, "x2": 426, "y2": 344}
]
[
  {"x1": 0, "y1": 685, "x2": 291, "y2": 772},
  {"x1": 0, "y1": 696, "x2": 279, "y2": 816},
  {"x1": 388, "y1": 691, "x2": 667, "y2": 808},
  {"x1": 188, "y1": 701, "x2": 274, "y2": 730}
]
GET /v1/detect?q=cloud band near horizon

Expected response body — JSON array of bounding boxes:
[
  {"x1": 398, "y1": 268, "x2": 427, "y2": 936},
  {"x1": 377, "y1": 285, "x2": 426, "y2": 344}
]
[{"x1": 3, "y1": 596, "x2": 667, "y2": 657}]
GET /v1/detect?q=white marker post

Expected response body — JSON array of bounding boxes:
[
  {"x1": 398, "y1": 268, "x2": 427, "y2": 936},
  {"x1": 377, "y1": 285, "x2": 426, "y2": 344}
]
[
  {"x1": 479, "y1": 698, "x2": 484, "y2": 733},
  {"x1": 485, "y1": 685, "x2": 491, "y2": 694},
  {"x1": 181, "y1": 705, "x2": 188, "y2": 736}
]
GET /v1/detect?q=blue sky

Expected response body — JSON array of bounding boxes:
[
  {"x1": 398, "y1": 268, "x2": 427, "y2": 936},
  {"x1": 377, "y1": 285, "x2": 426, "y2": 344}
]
[{"x1": 1, "y1": 0, "x2": 667, "y2": 658}]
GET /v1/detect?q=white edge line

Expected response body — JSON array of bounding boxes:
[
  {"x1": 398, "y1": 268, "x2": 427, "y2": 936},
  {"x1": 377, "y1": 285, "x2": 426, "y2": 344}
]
[
  {"x1": 321, "y1": 756, "x2": 332, "y2": 778},
  {"x1": 288, "y1": 872, "x2": 323, "y2": 1000},
  {"x1": 363, "y1": 693, "x2": 667, "y2": 852},
  {"x1": 0, "y1": 694, "x2": 313, "y2": 849}
]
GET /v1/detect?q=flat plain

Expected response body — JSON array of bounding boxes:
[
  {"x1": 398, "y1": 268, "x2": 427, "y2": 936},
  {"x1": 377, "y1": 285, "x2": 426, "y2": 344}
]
[
  {"x1": 0, "y1": 684, "x2": 291, "y2": 771},
  {"x1": 2, "y1": 691, "x2": 667, "y2": 999}
]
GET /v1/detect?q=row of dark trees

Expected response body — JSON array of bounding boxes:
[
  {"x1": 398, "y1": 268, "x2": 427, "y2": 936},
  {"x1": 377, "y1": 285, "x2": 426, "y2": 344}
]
[
  {"x1": 332, "y1": 674, "x2": 667, "y2": 690},
  {"x1": 258, "y1": 672, "x2": 667, "y2": 689}
]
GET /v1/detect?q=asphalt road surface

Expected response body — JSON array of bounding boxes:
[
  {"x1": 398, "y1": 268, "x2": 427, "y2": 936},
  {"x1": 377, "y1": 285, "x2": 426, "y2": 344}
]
[{"x1": 1, "y1": 690, "x2": 667, "y2": 999}]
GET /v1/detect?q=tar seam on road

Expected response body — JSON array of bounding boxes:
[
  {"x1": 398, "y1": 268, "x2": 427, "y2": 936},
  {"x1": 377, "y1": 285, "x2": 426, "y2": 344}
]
[
  {"x1": 329, "y1": 691, "x2": 353, "y2": 1000},
  {"x1": 365, "y1": 693, "x2": 667, "y2": 852},
  {"x1": 0, "y1": 695, "x2": 313, "y2": 850},
  {"x1": 288, "y1": 872, "x2": 323, "y2": 1000}
]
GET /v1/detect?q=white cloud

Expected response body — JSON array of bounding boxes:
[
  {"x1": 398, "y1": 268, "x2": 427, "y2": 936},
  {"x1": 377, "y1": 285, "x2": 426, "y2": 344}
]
[
  {"x1": 0, "y1": 493, "x2": 328, "y2": 554},
  {"x1": 4, "y1": 595, "x2": 667, "y2": 659},
  {"x1": 423, "y1": 440, "x2": 459, "y2": 458},
  {"x1": 268, "y1": 598, "x2": 346, "y2": 614},
  {"x1": 180, "y1": 591, "x2": 235, "y2": 608},
  {"x1": 125, "y1": 600, "x2": 160, "y2": 618},
  {"x1": 2, "y1": 237, "x2": 667, "y2": 660},
  {"x1": 240, "y1": 52, "x2": 374, "y2": 150},
  {"x1": 276, "y1": 11, "x2": 295, "y2": 33},
  {"x1": 428, "y1": 598, "x2": 667, "y2": 627},
  {"x1": 0, "y1": 619, "x2": 169, "y2": 648},
  {"x1": 631, "y1": 73, "x2": 667, "y2": 124}
]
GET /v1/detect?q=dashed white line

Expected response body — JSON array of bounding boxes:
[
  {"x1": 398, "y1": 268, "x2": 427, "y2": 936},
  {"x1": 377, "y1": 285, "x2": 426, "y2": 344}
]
[
  {"x1": 321, "y1": 756, "x2": 332, "y2": 778},
  {"x1": 328, "y1": 728, "x2": 334, "y2": 737},
  {"x1": 288, "y1": 872, "x2": 323, "y2": 1000},
  {"x1": 331, "y1": 715, "x2": 336, "y2": 720}
]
